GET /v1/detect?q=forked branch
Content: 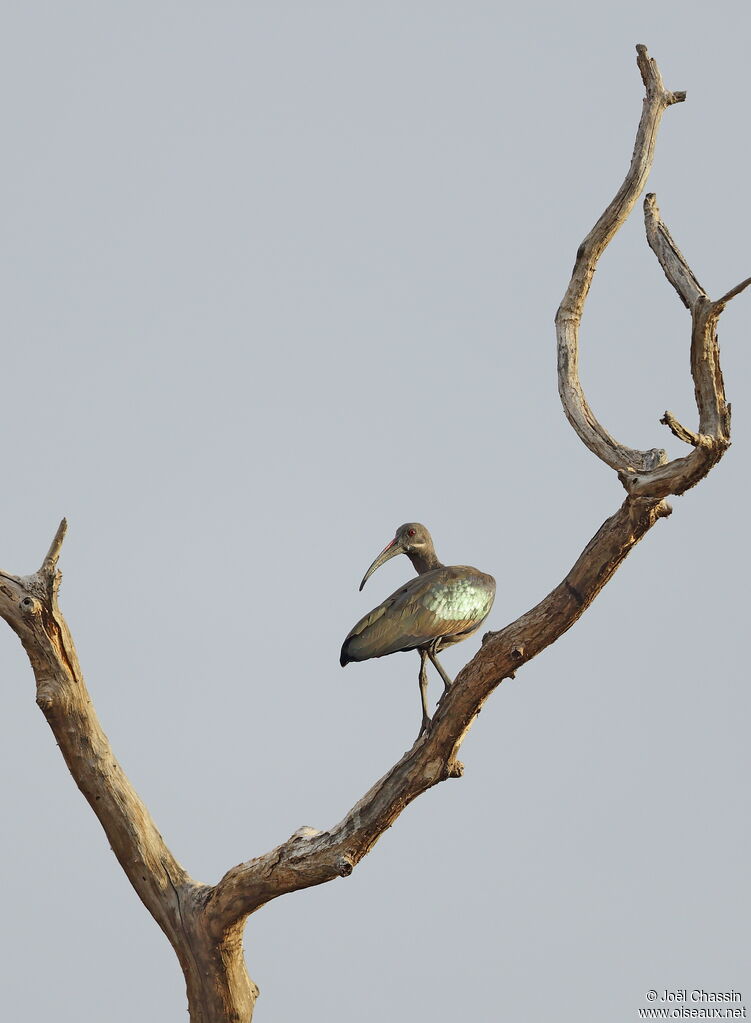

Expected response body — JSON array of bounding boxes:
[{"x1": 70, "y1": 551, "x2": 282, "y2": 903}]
[
  {"x1": 1, "y1": 44, "x2": 744, "y2": 1023},
  {"x1": 616, "y1": 192, "x2": 746, "y2": 498}
]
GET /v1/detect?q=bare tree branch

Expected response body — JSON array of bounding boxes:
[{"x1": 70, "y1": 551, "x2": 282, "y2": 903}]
[
  {"x1": 40, "y1": 517, "x2": 68, "y2": 576},
  {"x1": 204, "y1": 496, "x2": 672, "y2": 929},
  {"x1": 1, "y1": 43, "x2": 744, "y2": 1023},
  {"x1": 204, "y1": 44, "x2": 741, "y2": 935},
  {"x1": 0, "y1": 531, "x2": 254, "y2": 1023},
  {"x1": 554, "y1": 44, "x2": 685, "y2": 474},
  {"x1": 716, "y1": 275, "x2": 751, "y2": 309},
  {"x1": 660, "y1": 410, "x2": 701, "y2": 446},
  {"x1": 616, "y1": 192, "x2": 747, "y2": 500},
  {"x1": 644, "y1": 192, "x2": 706, "y2": 309}
]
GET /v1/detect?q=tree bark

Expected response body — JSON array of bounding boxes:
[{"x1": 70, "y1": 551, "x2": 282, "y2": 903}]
[{"x1": 1, "y1": 44, "x2": 746, "y2": 1022}]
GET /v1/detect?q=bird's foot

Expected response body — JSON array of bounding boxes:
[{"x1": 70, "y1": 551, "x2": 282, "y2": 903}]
[{"x1": 418, "y1": 714, "x2": 432, "y2": 739}]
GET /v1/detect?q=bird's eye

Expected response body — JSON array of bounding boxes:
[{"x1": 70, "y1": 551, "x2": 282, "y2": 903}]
[{"x1": 408, "y1": 528, "x2": 416, "y2": 537}]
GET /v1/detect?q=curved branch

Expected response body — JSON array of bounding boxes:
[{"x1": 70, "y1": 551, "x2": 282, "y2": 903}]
[{"x1": 555, "y1": 44, "x2": 685, "y2": 473}]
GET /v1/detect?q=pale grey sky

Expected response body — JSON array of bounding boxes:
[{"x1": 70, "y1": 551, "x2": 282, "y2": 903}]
[{"x1": 1, "y1": 4, "x2": 749, "y2": 1022}]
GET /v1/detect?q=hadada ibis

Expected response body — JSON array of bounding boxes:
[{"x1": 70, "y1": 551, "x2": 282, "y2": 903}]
[{"x1": 340, "y1": 523, "x2": 495, "y2": 737}]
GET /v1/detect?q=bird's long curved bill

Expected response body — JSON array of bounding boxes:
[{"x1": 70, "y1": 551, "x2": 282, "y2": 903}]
[{"x1": 359, "y1": 538, "x2": 403, "y2": 591}]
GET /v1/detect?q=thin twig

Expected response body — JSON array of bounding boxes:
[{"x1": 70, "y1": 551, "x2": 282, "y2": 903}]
[
  {"x1": 715, "y1": 275, "x2": 751, "y2": 310},
  {"x1": 660, "y1": 411, "x2": 700, "y2": 446}
]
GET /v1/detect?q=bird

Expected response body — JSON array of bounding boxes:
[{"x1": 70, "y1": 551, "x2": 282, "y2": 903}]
[{"x1": 340, "y1": 523, "x2": 495, "y2": 737}]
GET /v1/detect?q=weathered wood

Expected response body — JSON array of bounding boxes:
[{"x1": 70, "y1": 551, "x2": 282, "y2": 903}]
[
  {"x1": 0, "y1": 44, "x2": 744, "y2": 1022},
  {"x1": 0, "y1": 531, "x2": 258, "y2": 1022},
  {"x1": 554, "y1": 44, "x2": 685, "y2": 475},
  {"x1": 615, "y1": 194, "x2": 747, "y2": 499}
]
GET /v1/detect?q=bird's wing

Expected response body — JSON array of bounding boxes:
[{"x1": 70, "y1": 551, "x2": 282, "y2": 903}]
[
  {"x1": 388, "y1": 570, "x2": 495, "y2": 652},
  {"x1": 342, "y1": 569, "x2": 495, "y2": 662}
]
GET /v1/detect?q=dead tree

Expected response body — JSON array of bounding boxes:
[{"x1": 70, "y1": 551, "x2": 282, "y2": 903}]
[{"x1": 0, "y1": 46, "x2": 746, "y2": 1023}]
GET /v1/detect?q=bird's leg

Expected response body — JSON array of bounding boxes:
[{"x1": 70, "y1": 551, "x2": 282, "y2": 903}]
[
  {"x1": 428, "y1": 641, "x2": 454, "y2": 691},
  {"x1": 418, "y1": 649, "x2": 431, "y2": 737}
]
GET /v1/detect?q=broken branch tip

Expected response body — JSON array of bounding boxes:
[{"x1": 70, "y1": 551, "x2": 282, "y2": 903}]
[
  {"x1": 660, "y1": 411, "x2": 699, "y2": 447},
  {"x1": 41, "y1": 518, "x2": 68, "y2": 575}
]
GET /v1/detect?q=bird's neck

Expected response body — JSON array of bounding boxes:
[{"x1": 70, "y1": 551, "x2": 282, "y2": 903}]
[{"x1": 407, "y1": 547, "x2": 443, "y2": 575}]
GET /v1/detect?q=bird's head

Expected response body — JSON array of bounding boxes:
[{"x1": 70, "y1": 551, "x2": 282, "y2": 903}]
[{"x1": 359, "y1": 522, "x2": 434, "y2": 591}]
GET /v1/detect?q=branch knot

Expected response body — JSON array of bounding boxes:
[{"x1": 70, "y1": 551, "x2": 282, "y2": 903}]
[
  {"x1": 19, "y1": 595, "x2": 42, "y2": 617},
  {"x1": 336, "y1": 855, "x2": 354, "y2": 877}
]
